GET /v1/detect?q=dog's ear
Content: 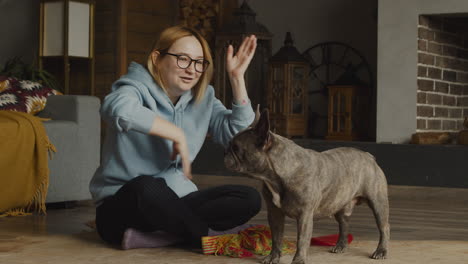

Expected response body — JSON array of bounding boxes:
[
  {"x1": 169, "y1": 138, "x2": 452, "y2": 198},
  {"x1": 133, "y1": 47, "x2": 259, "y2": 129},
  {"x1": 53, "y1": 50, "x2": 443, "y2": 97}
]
[
  {"x1": 255, "y1": 108, "x2": 272, "y2": 150},
  {"x1": 250, "y1": 104, "x2": 261, "y2": 128}
]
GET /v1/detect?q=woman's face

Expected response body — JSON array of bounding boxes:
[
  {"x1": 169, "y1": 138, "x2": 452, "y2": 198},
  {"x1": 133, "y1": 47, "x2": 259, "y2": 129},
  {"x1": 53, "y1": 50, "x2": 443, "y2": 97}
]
[{"x1": 158, "y1": 36, "x2": 204, "y2": 98}]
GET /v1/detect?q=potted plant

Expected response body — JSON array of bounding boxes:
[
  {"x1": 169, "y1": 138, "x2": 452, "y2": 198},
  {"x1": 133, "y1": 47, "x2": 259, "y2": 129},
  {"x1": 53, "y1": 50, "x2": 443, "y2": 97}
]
[{"x1": 0, "y1": 57, "x2": 62, "y2": 92}]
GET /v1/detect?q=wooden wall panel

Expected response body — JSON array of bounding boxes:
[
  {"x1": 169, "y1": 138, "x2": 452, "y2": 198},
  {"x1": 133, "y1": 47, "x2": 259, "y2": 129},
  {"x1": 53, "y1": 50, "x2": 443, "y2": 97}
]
[
  {"x1": 95, "y1": 0, "x2": 119, "y2": 100},
  {"x1": 127, "y1": 52, "x2": 148, "y2": 66},
  {"x1": 94, "y1": 0, "x2": 177, "y2": 101},
  {"x1": 95, "y1": 0, "x2": 116, "y2": 11},
  {"x1": 95, "y1": 31, "x2": 116, "y2": 54},
  {"x1": 127, "y1": 12, "x2": 173, "y2": 34},
  {"x1": 127, "y1": 31, "x2": 155, "y2": 54},
  {"x1": 126, "y1": 0, "x2": 177, "y2": 64},
  {"x1": 94, "y1": 72, "x2": 115, "y2": 97},
  {"x1": 95, "y1": 53, "x2": 116, "y2": 74},
  {"x1": 116, "y1": 0, "x2": 128, "y2": 78},
  {"x1": 127, "y1": 0, "x2": 176, "y2": 15},
  {"x1": 95, "y1": 10, "x2": 116, "y2": 32}
]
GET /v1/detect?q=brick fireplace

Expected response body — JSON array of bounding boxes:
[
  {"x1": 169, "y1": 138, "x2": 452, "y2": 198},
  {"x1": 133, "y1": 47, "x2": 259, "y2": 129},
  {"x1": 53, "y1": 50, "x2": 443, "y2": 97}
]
[
  {"x1": 417, "y1": 16, "x2": 468, "y2": 135},
  {"x1": 377, "y1": 0, "x2": 468, "y2": 144}
]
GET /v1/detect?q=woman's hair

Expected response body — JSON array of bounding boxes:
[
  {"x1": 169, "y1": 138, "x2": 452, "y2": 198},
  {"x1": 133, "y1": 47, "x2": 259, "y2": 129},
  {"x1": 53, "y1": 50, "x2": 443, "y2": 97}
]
[{"x1": 147, "y1": 25, "x2": 213, "y2": 103}]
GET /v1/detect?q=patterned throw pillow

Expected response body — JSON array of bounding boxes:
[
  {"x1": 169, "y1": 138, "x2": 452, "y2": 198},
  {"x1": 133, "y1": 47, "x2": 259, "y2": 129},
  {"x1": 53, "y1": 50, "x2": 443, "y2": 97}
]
[{"x1": 0, "y1": 76, "x2": 61, "y2": 115}]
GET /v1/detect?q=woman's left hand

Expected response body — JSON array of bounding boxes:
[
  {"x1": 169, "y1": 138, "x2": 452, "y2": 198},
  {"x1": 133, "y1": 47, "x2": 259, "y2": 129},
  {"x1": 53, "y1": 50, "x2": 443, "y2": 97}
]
[{"x1": 226, "y1": 35, "x2": 257, "y2": 80}]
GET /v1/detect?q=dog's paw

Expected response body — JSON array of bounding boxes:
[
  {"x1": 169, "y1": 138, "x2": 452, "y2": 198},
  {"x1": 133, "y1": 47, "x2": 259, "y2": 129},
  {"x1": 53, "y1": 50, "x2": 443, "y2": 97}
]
[
  {"x1": 261, "y1": 254, "x2": 280, "y2": 264},
  {"x1": 371, "y1": 248, "x2": 387, "y2": 259},
  {"x1": 330, "y1": 243, "x2": 347, "y2": 253}
]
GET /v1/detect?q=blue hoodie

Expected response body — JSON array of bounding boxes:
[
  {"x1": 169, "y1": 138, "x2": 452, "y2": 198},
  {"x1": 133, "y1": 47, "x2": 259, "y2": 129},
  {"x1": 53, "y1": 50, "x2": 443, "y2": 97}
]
[{"x1": 89, "y1": 62, "x2": 255, "y2": 206}]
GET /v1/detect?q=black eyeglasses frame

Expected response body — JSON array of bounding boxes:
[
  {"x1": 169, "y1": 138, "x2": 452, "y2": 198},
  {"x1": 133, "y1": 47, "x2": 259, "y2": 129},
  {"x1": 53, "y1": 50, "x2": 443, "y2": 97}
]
[{"x1": 162, "y1": 52, "x2": 210, "y2": 73}]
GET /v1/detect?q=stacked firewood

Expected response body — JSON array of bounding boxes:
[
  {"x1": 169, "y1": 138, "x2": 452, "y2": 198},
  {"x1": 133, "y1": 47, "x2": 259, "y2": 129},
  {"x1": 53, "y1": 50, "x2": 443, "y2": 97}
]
[{"x1": 179, "y1": 0, "x2": 219, "y2": 45}]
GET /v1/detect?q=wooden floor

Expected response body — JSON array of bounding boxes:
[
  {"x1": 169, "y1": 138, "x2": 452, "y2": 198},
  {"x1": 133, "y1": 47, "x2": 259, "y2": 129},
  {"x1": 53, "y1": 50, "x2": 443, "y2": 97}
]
[
  {"x1": 196, "y1": 175, "x2": 468, "y2": 242},
  {"x1": 1, "y1": 174, "x2": 468, "y2": 264}
]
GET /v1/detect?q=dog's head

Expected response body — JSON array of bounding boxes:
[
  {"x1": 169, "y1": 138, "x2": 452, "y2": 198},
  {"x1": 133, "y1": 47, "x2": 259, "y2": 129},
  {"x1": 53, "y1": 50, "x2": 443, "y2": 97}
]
[{"x1": 224, "y1": 107, "x2": 274, "y2": 174}]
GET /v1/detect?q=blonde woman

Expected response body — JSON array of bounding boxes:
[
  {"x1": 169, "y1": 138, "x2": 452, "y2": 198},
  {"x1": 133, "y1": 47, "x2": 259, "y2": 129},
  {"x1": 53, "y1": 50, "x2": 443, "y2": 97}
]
[{"x1": 89, "y1": 26, "x2": 260, "y2": 249}]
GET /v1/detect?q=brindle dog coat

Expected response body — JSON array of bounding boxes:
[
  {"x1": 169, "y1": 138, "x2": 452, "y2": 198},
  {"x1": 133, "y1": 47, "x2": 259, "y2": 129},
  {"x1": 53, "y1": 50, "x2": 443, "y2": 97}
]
[{"x1": 224, "y1": 109, "x2": 390, "y2": 264}]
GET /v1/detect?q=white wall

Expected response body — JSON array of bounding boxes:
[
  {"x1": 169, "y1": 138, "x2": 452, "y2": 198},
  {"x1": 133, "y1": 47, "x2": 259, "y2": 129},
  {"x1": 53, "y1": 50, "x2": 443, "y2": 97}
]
[
  {"x1": 0, "y1": 0, "x2": 39, "y2": 66},
  {"x1": 377, "y1": 0, "x2": 468, "y2": 143}
]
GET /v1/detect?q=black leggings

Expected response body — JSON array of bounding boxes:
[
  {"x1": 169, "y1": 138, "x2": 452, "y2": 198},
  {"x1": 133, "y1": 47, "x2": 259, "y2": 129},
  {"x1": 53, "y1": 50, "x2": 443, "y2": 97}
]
[{"x1": 95, "y1": 175, "x2": 261, "y2": 248}]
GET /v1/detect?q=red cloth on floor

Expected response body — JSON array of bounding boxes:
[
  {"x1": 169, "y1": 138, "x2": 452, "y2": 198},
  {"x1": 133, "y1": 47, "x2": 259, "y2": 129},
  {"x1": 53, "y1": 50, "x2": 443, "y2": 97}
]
[{"x1": 310, "y1": 234, "x2": 353, "y2": 246}]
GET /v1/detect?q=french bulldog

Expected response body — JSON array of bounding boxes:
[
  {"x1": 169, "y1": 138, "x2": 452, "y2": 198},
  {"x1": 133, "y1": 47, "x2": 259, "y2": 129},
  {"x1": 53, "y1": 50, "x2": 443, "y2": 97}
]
[{"x1": 224, "y1": 109, "x2": 390, "y2": 264}]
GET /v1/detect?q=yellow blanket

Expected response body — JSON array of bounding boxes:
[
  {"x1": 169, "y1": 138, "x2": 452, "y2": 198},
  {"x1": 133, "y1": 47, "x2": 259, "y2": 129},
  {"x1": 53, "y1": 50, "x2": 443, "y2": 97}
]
[{"x1": 0, "y1": 111, "x2": 56, "y2": 217}]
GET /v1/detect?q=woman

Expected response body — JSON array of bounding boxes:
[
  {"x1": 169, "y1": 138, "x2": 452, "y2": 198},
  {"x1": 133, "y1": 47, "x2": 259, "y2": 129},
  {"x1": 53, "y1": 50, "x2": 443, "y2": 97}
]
[{"x1": 89, "y1": 25, "x2": 261, "y2": 250}]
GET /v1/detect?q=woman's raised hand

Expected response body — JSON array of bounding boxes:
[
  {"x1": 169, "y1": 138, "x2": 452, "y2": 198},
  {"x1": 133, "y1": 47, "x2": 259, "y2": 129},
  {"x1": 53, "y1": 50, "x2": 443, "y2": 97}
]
[{"x1": 226, "y1": 35, "x2": 257, "y2": 80}]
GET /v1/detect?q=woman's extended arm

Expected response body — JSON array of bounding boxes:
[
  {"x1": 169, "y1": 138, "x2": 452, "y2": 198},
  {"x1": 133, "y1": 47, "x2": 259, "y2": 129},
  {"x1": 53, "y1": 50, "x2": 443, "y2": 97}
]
[{"x1": 149, "y1": 116, "x2": 192, "y2": 179}]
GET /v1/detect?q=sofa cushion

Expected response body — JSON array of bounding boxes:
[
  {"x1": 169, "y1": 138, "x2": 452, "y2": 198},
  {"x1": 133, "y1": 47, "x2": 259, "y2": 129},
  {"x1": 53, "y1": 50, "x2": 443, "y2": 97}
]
[{"x1": 0, "y1": 76, "x2": 61, "y2": 115}]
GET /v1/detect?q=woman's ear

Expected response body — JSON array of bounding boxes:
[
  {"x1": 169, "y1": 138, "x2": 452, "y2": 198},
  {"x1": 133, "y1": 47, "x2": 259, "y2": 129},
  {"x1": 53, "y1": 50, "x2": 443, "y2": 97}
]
[{"x1": 151, "y1": 50, "x2": 160, "y2": 67}]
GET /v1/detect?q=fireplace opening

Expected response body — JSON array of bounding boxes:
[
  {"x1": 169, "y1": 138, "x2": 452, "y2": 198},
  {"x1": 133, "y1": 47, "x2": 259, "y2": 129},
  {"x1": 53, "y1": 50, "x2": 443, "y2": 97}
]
[{"x1": 417, "y1": 15, "x2": 468, "y2": 140}]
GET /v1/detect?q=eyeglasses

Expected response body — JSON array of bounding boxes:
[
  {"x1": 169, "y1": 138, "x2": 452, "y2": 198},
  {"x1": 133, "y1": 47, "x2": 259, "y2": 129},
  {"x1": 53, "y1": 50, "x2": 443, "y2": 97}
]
[{"x1": 162, "y1": 52, "x2": 210, "y2": 73}]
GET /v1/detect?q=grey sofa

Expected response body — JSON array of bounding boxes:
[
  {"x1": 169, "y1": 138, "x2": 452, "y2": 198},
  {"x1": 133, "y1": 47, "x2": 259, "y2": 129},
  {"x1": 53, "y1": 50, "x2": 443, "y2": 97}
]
[{"x1": 38, "y1": 95, "x2": 100, "y2": 203}]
